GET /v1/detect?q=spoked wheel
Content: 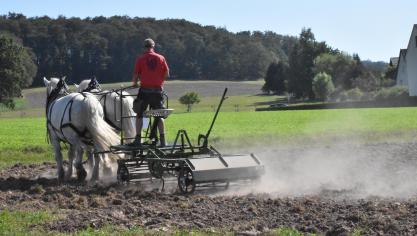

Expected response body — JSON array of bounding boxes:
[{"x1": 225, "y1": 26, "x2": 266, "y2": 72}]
[
  {"x1": 178, "y1": 168, "x2": 196, "y2": 194},
  {"x1": 117, "y1": 164, "x2": 129, "y2": 184}
]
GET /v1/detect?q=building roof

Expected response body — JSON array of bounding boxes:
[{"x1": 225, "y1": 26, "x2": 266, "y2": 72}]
[
  {"x1": 394, "y1": 49, "x2": 407, "y2": 83},
  {"x1": 390, "y1": 57, "x2": 399, "y2": 67},
  {"x1": 400, "y1": 49, "x2": 407, "y2": 57}
]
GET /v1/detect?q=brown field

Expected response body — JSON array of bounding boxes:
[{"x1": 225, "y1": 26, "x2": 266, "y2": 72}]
[{"x1": 2, "y1": 141, "x2": 417, "y2": 234}]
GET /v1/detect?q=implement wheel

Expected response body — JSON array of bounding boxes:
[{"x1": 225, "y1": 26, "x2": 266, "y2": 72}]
[
  {"x1": 117, "y1": 164, "x2": 129, "y2": 184},
  {"x1": 148, "y1": 161, "x2": 164, "y2": 179},
  {"x1": 178, "y1": 168, "x2": 196, "y2": 194}
]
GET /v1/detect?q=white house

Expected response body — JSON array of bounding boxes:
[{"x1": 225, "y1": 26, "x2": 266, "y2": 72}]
[
  {"x1": 396, "y1": 49, "x2": 408, "y2": 87},
  {"x1": 395, "y1": 24, "x2": 417, "y2": 95},
  {"x1": 390, "y1": 57, "x2": 398, "y2": 67}
]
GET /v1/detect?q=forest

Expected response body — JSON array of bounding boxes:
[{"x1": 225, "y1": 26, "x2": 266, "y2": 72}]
[{"x1": 0, "y1": 13, "x2": 300, "y2": 87}]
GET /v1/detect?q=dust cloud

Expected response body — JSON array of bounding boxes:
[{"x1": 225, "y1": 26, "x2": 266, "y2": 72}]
[{"x1": 221, "y1": 140, "x2": 417, "y2": 199}]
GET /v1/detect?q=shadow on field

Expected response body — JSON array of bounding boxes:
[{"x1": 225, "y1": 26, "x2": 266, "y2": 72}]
[
  {"x1": 0, "y1": 176, "x2": 118, "y2": 197},
  {"x1": 0, "y1": 176, "x2": 59, "y2": 191},
  {"x1": 253, "y1": 96, "x2": 287, "y2": 106}
]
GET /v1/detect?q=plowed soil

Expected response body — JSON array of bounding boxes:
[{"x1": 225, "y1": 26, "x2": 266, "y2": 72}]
[{"x1": 2, "y1": 141, "x2": 417, "y2": 235}]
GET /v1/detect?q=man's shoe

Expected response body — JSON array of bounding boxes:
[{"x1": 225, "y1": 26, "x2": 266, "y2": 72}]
[{"x1": 159, "y1": 135, "x2": 166, "y2": 148}]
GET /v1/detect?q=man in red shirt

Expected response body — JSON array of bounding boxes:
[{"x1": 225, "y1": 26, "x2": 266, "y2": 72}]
[{"x1": 130, "y1": 38, "x2": 169, "y2": 147}]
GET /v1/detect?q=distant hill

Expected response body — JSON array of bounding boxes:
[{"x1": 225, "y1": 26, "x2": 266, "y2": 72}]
[
  {"x1": 362, "y1": 60, "x2": 388, "y2": 74},
  {"x1": 0, "y1": 13, "x2": 387, "y2": 88},
  {"x1": 0, "y1": 13, "x2": 297, "y2": 87}
]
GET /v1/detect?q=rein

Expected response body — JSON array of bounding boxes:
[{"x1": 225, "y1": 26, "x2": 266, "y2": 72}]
[{"x1": 45, "y1": 80, "x2": 70, "y2": 143}]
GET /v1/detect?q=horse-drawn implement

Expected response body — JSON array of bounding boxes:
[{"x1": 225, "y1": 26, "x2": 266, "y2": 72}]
[{"x1": 111, "y1": 88, "x2": 265, "y2": 193}]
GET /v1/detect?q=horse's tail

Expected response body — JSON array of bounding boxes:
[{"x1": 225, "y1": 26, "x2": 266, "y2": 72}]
[
  {"x1": 121, "y1": 91, "x2": 137, "y2": 139},
  {"x1": 85, "y1": 95, "x2": 121, "y2": 159}
]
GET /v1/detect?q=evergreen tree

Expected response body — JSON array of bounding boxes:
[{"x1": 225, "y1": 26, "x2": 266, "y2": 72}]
[
  {"x1": 262, "y1": 61, "x2": 288, "y2": 94},
  {"x1": 287, "y1": 28, "x2": 330, "y2": 99},
  {"x1": 288, "y1": 29, "x2": 315, "y2": 98}
]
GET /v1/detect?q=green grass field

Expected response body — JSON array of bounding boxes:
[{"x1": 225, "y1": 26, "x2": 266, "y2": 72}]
[
  {"x1": 1, "y1": 107, "x2": 417, "y2": 169},
  {"x1": 0, "y1": 79, "x2": 275, "y2": 118},
  {"x1": 0, "y1": 95, "x2": 282, "y2": 118},
  {"x1": 0, "y1": 98, "x2": 26, "y2": 112},
  {"x1": 169, "y1": 94, "x2": 284, "y2": 113}
]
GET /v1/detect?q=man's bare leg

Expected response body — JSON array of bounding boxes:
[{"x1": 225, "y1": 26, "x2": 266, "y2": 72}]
[
  {"x1": 129, "y1": 116, "x2": 143, "y2": 146},
  {"x1": 158, "y1": 118, "x2": 166, "y2": 147}
]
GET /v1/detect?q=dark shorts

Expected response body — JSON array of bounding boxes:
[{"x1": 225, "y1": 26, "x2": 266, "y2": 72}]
[{"x1": 135, "y1": 88, "x2": 165, "y2": 118}]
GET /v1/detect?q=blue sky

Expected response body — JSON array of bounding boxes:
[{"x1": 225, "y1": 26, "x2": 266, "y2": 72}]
[{"x1": 2, "y1": 0, "x2": 417, "y2": 62}]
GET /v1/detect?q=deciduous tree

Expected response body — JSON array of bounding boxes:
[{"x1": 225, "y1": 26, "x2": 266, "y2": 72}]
[
  {"x1": 0, "y1": 34, "x2": 37, "y2": 108},
  {"x1": 262, "y1": 61, "x2": 288, "y2": 94},
  {"x1": 312, "y1": 72, "x2": 334, "y2": 101},
  {"x1": 179, "y1": 92, "x2": 201, "y2": 112}
]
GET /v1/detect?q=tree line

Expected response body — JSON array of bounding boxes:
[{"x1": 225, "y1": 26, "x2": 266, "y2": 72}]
[{"x1": 262, "y1": 28, "x2": 394, "y2": 100}]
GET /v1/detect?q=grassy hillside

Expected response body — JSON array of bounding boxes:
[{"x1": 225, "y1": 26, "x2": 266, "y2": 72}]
[{"x1": 0, "y1": 80, "x2": 276, "y2": 118}]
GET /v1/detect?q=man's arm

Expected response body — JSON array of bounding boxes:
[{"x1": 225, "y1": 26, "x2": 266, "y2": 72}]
[
  {"x1": 132, "y1": 74, "x2": 140, "y2": 87},
  {"x1": 163, "y1": 58, "x2": 170, "y2": 80},
  {"x1": 164, "y1": 69, "x2": 169, "y2": 80},
  {"x1": 133, "y1": 58, "x2": 141, "y2": 87}
]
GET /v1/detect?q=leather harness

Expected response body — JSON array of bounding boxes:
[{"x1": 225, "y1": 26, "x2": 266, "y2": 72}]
[
  {"x1": 82, "y1": 79, "x2": 121, "y2": 131},
  {"x1": 46, "y1": 83, "x2": 92, "y2": 146}
]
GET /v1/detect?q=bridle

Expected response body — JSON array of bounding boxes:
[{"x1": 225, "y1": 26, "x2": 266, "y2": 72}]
[
  {"x1": 46, "y1": 79, "x2": 70, "y2": 115},
  {"x1": 82, "y1": 77, "x2": 101, "y2": 93}
]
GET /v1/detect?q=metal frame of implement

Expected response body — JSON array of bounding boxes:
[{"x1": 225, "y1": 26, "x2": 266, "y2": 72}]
[{"x1": 110, "y1": 87, "x2": 265, "y2": 194}]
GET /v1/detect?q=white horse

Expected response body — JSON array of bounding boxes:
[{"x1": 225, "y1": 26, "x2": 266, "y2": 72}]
[
  {"x1": 74, "y1": 78, "x2": 137, "y2": 140},
  {"x1": 44, "y1": 77, "x2": 120, "y2": 183}
]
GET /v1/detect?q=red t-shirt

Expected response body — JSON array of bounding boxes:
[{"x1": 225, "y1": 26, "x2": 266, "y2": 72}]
[{"x1": 133, "y1": 49, "x2": 169, "y2": 89}]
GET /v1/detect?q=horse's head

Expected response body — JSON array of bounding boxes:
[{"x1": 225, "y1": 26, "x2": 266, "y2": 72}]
[
  {"x1": 43, "y1": 76, "x2": 69, "y2": 97},
  {"x1": 77, "y1": 77, "x2": 101, "y2": 92}
]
